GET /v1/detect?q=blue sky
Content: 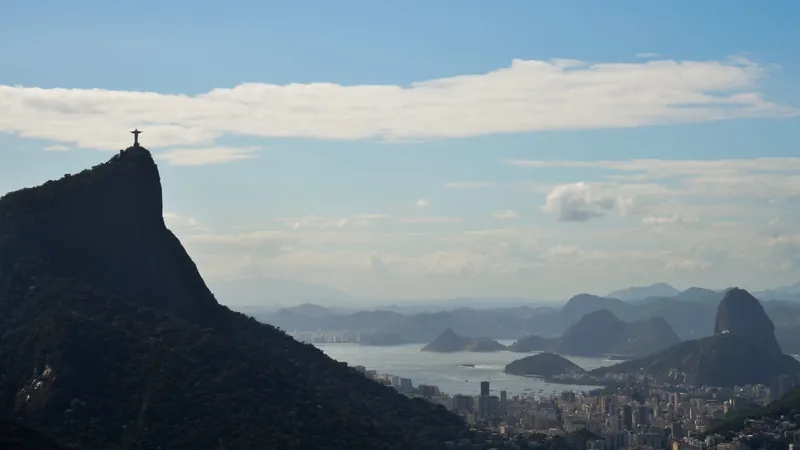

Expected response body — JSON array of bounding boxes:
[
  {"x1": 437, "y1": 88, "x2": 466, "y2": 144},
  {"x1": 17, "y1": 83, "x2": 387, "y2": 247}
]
[{"x1": 2, "y1": 0, "x2": 799, "y2": 303}]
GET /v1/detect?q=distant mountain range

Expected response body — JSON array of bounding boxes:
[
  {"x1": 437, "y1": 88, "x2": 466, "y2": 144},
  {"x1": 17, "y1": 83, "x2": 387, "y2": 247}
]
[
  {"x1": 213, "y1": 278, "x2": 800, "y2": 314},
  {"x1": 500, "y1": 287, "x2": 800, "y2": 388},
  {"x1": 591, "y1": 288, "x2": 800, "y2": 387},
  {"x1": 262, "y1": 285, "x2": 800, "y2": 354},
  {"x1": 506, "y1": 309, "x2": 680, "y2": 358}
]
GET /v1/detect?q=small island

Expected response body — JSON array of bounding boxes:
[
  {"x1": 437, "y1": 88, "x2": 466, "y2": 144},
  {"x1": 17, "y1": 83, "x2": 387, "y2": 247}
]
[
  {"x1": 422, "y1": 329, "x2": 507, "y2": 353},
  {"x1": 504, "y1": 352, "x2": 585, "y2": 378}
]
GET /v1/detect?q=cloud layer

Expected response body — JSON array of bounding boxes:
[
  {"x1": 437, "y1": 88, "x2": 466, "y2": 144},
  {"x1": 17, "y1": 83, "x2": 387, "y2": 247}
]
[
  {"x1": 1, "y1": 57, "x2": 795, "y2": 162},
  {"x1": 512, "y1": 157, "x2": 800, "y2": 224}
]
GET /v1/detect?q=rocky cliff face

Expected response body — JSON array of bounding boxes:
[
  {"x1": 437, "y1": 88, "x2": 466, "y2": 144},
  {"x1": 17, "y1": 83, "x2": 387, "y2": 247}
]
[
  {"x1": 714, "y1": 287, "x2": 782, "y2": 355},
  {"x1": 0, "y1": 146, "x2": 218, "y2": 322}
]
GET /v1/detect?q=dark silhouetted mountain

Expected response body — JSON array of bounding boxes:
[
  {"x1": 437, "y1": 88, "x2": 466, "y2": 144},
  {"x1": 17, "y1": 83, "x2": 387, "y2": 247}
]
[
  {"x1": 590, "y1": 288, "x2": 800, "y2": 387},
  {"x1": 0, "y1": 146, "x2": 467, "y2": 450},
  {"x1": 421, "y1": 329, "x2": 506, "y2": 353},
  {"x1": 504, "y1": 353, "x2": 585, "y2": 378},
  {"x1": 607, "y1": 283, "x2": 680, "y2": 302},
  {"x1": 0, "y1": 420, "x2": 69, "y2": 450},
  {"x1": 507, "y1": 335, "x2": 556, "y2": 353},
  {"x1": 714, "y1": 287, "x2": 782, "y2": 356},
  {"x1": 555, "y1": 310, "x2": 680, "y2": 357}
]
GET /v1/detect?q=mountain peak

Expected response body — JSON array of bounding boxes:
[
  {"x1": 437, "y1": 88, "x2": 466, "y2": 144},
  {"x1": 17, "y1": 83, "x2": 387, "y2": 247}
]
[
  {"x1": 579, "y1": 308, "x2": 622, "y2": 324},
  {"x1": 0, "y1": 147, "x2": 218, "y2": 321},
  {"x1": 714, "y1": 287, "x2": 781, "y2": 355},
  {"x1": 440, "y1": 328, "x2": 458, "y2": 338}
]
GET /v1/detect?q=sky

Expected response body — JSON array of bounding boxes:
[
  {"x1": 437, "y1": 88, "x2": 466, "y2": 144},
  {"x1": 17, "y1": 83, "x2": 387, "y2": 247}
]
[{"x1": 2, "y1": 0, "x2": 800, "y2": 303}]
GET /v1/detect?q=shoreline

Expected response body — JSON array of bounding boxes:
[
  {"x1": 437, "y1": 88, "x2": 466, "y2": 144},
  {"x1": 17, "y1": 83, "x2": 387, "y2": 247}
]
[{"x1": 507, "y1": 372, "x2": 612, "y2": 388}]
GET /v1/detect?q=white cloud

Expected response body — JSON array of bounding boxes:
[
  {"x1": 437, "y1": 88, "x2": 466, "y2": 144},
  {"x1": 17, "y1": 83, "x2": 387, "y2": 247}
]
[
  {"x1": 641, "y1": 215, "x2": 699, "y2": 225},
  {"x1": 414, "y1": 198, "x2": 430, "y2": 209},
  {"x1": 636, "y1": 53, "x2": 662, "y2": 58},
  {"x1": 665, "y1": 258, "x2": 712, "y2": 272},
  {"x1": 492, "y1": 209, "x2": 519, "y2": 220},
  {"x1": 163, "y1": 211, "x2": 207, "y2": 231},
  {"x1": 1, "y1": 57, "x2": 795, "y2": 150},
  {"x1": 398, "y1": 216, "x2": 462, "y2": 224},
  {"x1": 510, "y1": 157, "x2": 800, "y2": 203},
  {"x1": 542, "y1": 182, "x2": 627, "y2": 222},
  {"x1": 171, "y1": 211, "x2": 800, "y2": 299},
  {"x1": 43, "y1": 144, "x2": 70, "y2": 152},
  {"x1": 507, "y1": 157, "x2": 800, "y2": 177},
  {"x1": 444, "y1": 181, "x2": 494, "y2": 189},
  {"x1": 273, "y1": 214, "x2": 389, "y2": 230},
  {"x1": 155, "y1": 147, "x2": 259, "y2": 166},
  {"x1": 768, "y1": 234, "x2": 800, "y2": 246}
]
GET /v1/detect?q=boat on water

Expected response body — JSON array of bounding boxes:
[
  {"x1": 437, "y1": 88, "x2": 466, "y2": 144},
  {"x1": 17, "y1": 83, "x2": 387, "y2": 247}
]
[{"x1": 459, "y1": 363, "x2": 476, "y2": 368}]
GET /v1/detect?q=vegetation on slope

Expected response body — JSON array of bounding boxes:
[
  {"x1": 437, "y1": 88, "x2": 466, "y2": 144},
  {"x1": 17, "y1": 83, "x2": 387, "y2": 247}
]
[
  {"x1": 0, "y1": 420, "x2": 69, "y2": 450},
  {"x1": 590, "y1": 333, "x2": 800, "y2": 387},
  {"x1": 706, "y1": 386, "x2": 800, "y2": 439},
  {"x1": 0, "y1": 147, "x2": 468, "y2": 450}
]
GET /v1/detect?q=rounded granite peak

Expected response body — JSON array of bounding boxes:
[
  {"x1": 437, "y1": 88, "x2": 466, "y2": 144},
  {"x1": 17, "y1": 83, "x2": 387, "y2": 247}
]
[{"x1": 714, "y1": 287, "x2": 781, "y2": 355}]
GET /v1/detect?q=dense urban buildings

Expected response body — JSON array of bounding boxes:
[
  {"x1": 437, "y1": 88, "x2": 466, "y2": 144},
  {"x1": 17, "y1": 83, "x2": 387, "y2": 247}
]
[{"x1": 354, "y1": 364, "x2": 800, "y2": 450}]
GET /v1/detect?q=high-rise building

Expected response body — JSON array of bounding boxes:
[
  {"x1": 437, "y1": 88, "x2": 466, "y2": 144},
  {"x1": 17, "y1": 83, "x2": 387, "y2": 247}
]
[
  {"x1": 453, "y1": 394, "x2": 474, "y2": 412},
  {"x1": 622, "y1": 404, "x2": 633, "y2": 431},
  {"x1": 634, "y1": 405, "x2": 648, "y2": 428},
  {"x1": 671, "y1": 422, "x2": 684, "y2": 439},
  {"x1": 480, "y1": 381, "x2": 490, "y2": 397},
  {"x1": 500, "y1": 390, "x2": 508, "y2": 416}
]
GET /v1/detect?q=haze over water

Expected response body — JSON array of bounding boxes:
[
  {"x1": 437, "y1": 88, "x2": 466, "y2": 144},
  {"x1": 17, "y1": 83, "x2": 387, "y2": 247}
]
[{"x1": 316, "y1": 341, "x2": 617, "y2": 397}]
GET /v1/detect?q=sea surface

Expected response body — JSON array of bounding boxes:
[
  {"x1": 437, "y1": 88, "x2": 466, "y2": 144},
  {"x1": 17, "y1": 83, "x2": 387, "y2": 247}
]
[{"x1": 316, "y1": 340, "x2": 620, "y2": 397}]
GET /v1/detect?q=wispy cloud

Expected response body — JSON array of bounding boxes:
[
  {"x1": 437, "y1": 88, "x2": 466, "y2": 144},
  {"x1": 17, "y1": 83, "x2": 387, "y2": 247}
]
[
  {"x1": 155, "y1": 147, "x2": 260, "y2": 166},
  {"x1": 492, "y1": 210, "x2": 519, "y2": 220},
  {"x1": 163, "y1": 211, "x2": 208, "y2": 231},
  {"x1": 398, "y1": 216, "x2": 462, "y2": 224},
  {"x1": 444, "y1": 181, "x2": 494, "y2": 189},
  {"x1": 1, "y1": 57, "x2": 794, "y2": 150},
  {"x1": 509, "y1": 157, "x2": 800, "y2": 200},
  {"x1": 635, "y1": 53, "x2": 662, "y2": 58},
  {"x1": 414, "y1": 198, "x2": 430, "y2": 209},
  {"x1": 43, "y1": 144, "x2": 71, "y2": 151},
  {"x1": 641, "y1": 215, "x2": 699, "y2": 225},
  {"x1": 272, "y1": 214, "x2": 389, "y2": 230}
]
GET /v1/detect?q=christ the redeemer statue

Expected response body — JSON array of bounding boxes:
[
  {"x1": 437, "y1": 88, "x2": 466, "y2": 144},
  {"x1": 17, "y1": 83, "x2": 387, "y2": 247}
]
[{"x1": 131, "y1": 129, "x2": 142, "y2": 147}]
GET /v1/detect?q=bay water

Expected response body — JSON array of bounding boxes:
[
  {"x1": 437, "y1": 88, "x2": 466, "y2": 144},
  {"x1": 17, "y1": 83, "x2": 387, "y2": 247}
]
[{"x1": 316, "y1": 340, "x2": 620, "y2": 397}]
